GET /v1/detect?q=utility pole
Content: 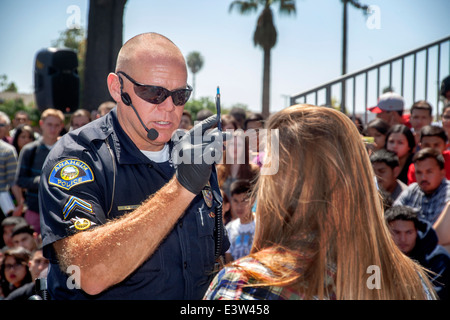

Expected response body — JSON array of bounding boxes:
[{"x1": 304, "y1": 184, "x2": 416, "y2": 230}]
[{"x1": 341, "y1": 0, "x2": 348, "y2": 113}]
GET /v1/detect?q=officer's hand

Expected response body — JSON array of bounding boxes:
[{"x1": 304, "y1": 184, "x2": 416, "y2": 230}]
[{"x1": 173, "y1": 115, "x2": 226, "y2": 195}]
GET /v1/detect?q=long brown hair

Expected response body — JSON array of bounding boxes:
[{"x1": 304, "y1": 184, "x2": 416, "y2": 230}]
[{"x1": 246, "y1": 104, "x2": 434, "y2": 299}]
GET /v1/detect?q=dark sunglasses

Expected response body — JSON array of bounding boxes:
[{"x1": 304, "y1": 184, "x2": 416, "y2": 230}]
[{"x1": 117, "y1": 71, "x2": 192, "y2": 106}]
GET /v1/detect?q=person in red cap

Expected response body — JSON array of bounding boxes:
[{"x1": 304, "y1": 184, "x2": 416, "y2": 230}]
[{"x1": 368, "y1": 92, "x2": 411, "y2": 128}]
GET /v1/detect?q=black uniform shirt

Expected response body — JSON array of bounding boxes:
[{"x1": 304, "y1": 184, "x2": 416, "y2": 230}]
[{"x1": 39, "y1": 108, "x2": 228, "y2": 300}]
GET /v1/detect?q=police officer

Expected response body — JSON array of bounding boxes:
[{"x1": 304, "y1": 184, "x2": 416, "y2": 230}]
[{"x1": 38, "y1": 33, "x2": 229, "y2": 299}]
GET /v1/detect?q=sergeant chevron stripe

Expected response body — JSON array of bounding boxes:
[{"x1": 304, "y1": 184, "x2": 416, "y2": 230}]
[{"x1": 63, "y1": 196, "x2": 93, "y2": 219}]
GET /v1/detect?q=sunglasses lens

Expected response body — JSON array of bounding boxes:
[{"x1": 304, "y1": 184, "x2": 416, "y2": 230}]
[
  {"x1": 134, "y1": 85, "x2": 167, "y2": 104},
  {"x1": 134, "y1": 86, "x2": 191, "y2": 106},
  {"x1": 172, "y1": 89, "x2": 191, "y2": 106}
]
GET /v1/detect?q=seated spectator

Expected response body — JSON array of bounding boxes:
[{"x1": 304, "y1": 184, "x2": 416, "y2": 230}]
[
  {"x1": 370, "y1": 149, "x2": 407, "y2": 201},
  {"x1": 365, "y1": 118, "x2": 391, "y2": 151},
  {"x1": 9, "y1": 111, "x2": 33, "y2": 138},
  {"x1": 196, "y1": 108, "x2": 213, "y2": 121},
  {"x1": 221, "y1": 114, "x2": 238, "y2": 131},
  {"x1": 1, "y1": 216, "x2": 27, "y2": 250},
  {"x1": 5, "y1": 245, "x2": 49, "y2": 300},
  {"x1": 229, "y1": 107, "x2": 246, "y2": 129},
  {"x1": 225, "y1": 180, "x2": 255, "y2": 263},
  {"x1": 385, "y1": 124, "x2": 416, "y2": 185},
  {"x1": 12, "y1": 124, "x2": 36, "y2": 156},
  {"x1": 0, "y1": 247, "x2": 32, "y2": 298},
  {"x1": 178, "y1": 110, "x2": 192, "y2": 130},
  {"x1": 407, "y1": 125, "x2": 450, "y2": 184},
  {"x1": 368, "y1": 92, "x2": 408, "y2": 127},
  {"x1": 441, "y1": 103, "x2": 450, "y2": 148},
  {"x1": 68, "y1": 109, "x2": 91, "y2": 131},
  {"x1": 0, "y1": 111, "x2": 13, "y2": 144},
  {"x1": 245, "y1": 112, "x2": 266, "y2": 167},
  {"x1": 394, "y1": 148, "x2": 450, "y2": 224},
  {"x1": 97, "y1": 101, "x2": 116, "y2": 118},
  {"x1": 350, "y1": 115, "x2": 364, "y2": 134},
  {"x1": 244, "y1": 112, "x2": 264, "y2": 131},
  {"x1": 409, "y1": 101, "x2": 433, "y2": 148},
  {"x1": 204, "y1": 104, "x2": 435, "y2": 300},
  {"x1": 11, "y1": 223, "x2": 40, "y2": 252},
  {"x1": 385, "y1": 205, "x2": 450, "y2": 300}
]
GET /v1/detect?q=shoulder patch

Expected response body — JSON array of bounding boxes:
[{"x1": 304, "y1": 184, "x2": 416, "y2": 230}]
[{"x1": 49, "y1": 159, "x2": 94, "y2": 190}]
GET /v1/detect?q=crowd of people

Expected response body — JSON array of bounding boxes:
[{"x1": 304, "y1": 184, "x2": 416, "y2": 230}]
[
  {"x1": 172, "y1": 87, "x2": 450, "y2": 300},
  {"x1": 206, "y1": 84, "x2": 450, "y2": 299},
  {"x1": 0, "y1": 31, "x2": 449, "y2": 301},
  {"x1": 0, "y1": 102, "x2": 114, "y2": 299},
  {"x1": 360, "y1": 91, "x2": 450, "y2": 300}
]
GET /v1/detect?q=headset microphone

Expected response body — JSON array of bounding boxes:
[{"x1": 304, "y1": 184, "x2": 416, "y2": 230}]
[
  {"x1": 146, "y1": 128, "x2": 159, "y2": 140},
  {"x1": 120, "y1": 91, "x2": 159, "y2": 141}
]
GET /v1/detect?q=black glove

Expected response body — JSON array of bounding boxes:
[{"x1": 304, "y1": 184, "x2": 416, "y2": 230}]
[{"x1": 173, "y1": 115, "x2": 226, "y2": 195}]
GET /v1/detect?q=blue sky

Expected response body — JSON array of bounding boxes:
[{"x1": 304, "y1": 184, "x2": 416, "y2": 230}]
[{"x1": 0, "y1": 0, "x2": 449, "y2": 116}]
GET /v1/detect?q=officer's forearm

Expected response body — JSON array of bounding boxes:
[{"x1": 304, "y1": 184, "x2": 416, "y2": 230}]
[{"x1": 53, "y1": 176, "x2": 195, "y2": 296}]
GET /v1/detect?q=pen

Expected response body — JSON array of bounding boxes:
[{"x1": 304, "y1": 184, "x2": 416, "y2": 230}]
[{"x1": 216, "y1": 86, "x2": 222, "y2": 131}]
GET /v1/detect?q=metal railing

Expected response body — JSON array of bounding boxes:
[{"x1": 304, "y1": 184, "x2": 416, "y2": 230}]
[{"x1": 290, "y1": 35, "x2": 450, "y2": 122}]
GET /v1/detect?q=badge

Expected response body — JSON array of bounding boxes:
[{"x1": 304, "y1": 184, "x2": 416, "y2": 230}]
[
  {"x1": 69, "y1": 216, "x2": 96, "y2": 231},
  {"x1": 63, "y1": 196, "x2": 93, "y2": 219},
  {"x1": 49, "y1": 159, "x2": 94, "y2": 190},
  {"x1": 202, "y1": 182, "x2": 213, "y2": 208}
]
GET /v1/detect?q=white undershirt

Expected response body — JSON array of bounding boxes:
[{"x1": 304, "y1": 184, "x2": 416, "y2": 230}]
[{"x1": 140, "y1": 143, "x2": 169, "y2": 163}]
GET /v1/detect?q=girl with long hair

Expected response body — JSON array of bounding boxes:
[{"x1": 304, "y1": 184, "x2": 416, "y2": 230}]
[
  {"x1": 385, "y1": 124, "x2": 416, "y2": 185},
  {"x1": 204, "y1": 104, "x2": 435, "y2": 300},
  {"x1": 12, "y1": 124, "x2": 36, "y2": 156}
]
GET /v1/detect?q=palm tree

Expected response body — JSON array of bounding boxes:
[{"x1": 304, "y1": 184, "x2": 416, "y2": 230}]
[
  {"x1": 229, "y1": 0, "x2": 296, "y2": 118},
  {"x1": 186, "y1": 51, "x2": 204, "y2": 100}
]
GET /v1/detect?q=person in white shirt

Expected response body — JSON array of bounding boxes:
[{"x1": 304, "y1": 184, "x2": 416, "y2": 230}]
[{"x1": 225, "y1": 179, "x2": 255, "y2": 263}]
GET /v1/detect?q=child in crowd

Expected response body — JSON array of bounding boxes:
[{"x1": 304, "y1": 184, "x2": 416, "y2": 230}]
[{"x1": 225, "y1": 179, "x2": 255, "y2": 263}]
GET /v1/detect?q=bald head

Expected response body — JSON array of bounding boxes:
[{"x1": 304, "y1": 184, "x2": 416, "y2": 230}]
[{"x1": 116, "y1": 33, "x2": 187, "y2": 78}]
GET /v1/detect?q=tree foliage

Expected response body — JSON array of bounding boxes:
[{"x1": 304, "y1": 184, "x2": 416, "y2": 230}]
[
  {"x1": 186, "y1": 51, "x2": 204, "y2": 99},
  {"x1": 229, "y1": 0, "x2": 296, "y2": 118},
  {"x1": 187, "y1": 51, "x2": 204, "y2": 74},
  {"x1": 184, "y1": 97, "x2": 216, "y2": 121},
  {"x1": 0, "y1": 98, "x2": 41, "y2": 126},
  {"x1": 184, "y1": 97, "x2": 248, "y2": 121},
  {"x1": 52, "y1": 28, "x2": 85, "y2": 51},
  {"x1": 0, "y1": 74, "x2": 18, "y2": 93}
]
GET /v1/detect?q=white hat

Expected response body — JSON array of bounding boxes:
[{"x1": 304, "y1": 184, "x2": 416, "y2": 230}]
[{"x1": 368, "y1": 92, "x2": 404, "y2": 113}]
